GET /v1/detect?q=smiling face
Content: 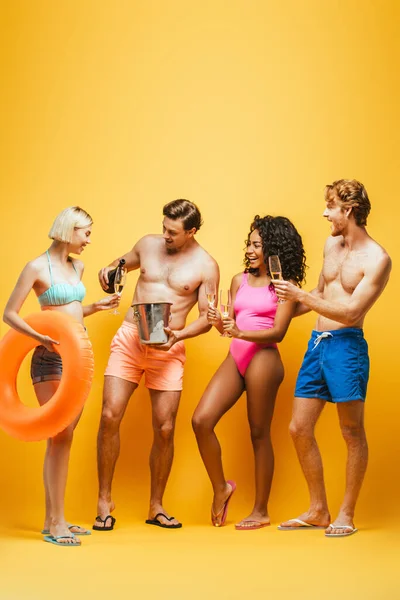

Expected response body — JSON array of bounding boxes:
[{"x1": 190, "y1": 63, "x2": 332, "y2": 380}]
[
  {"x1": 69, "y1": 226, "x2": 92, "y2": 254},
  {"x1": 162, "y1": 217, "x2": 195, "y2": 253},
  {"x1": 246, "y1": 229, "x2": 265, "y2": 270},
  {"x1": 323, "y1": 191, "x2": 351, "y2": 237}
]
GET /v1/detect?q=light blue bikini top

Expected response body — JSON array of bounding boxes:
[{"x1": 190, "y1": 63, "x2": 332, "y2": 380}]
[{"x1": 38, "y1": 251, "x2": 86, "y2": 307}]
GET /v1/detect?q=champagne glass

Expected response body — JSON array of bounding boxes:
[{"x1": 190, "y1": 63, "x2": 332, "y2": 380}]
[
  {"x1": 220, "y1": 289, "x2": 232, "y2": 337},
  {"x1": 205, "y1": 279, "x2": 217, "y2": 307},
  {"x1": 112, "y1": 266, "x2": 126, "y2": 315},
  {"x1": 268, "y1": 255, "x2": 284, "y2": 303}
]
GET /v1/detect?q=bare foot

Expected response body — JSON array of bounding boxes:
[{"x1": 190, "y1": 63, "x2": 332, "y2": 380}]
[
  {"x1": 148, "y1": 504, "x2": 181, "y2": 527},
  {"x1": 49, "y1": 519, "x2": 81, "y2": 545},
  {"x1": 42, "y1": 521, "x2": 90, "y2": 535},
  {"x1": 93, "y1": 498, "x2": 116, "y2": 529},
  {"x1": 279, "y1": 509, "x2": 330, "y2": 529},
  {"x1": 235, "y1": 510, "x2": 270, "y2": 530},
  {"x1": 212, "y1": 481, "x2": 234, "y2": 526},
  {"x1": 67, "y1": 524, "x2": 91, "y2": 535},
  {"x1": 325, "y1": 512, "x2": 356, "y2": 536}
]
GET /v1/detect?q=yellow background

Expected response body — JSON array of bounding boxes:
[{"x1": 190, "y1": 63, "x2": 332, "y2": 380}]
[{"x1": 0, "y1": 1, "x2": 399, "y2": 598}]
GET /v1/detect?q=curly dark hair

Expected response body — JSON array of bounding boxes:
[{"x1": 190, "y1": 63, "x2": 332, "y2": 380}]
[{"x1": 244, "y1": 215, "x2": 307, "y2": 286}]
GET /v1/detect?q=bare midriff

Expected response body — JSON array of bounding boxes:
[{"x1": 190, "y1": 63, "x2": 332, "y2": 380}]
[{"x1": 41, "y1": 302, "x2": 85, "y2": 327}]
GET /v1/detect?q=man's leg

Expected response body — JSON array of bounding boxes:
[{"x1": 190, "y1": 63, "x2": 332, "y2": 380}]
[
  {"x1": 279, "y1": 396, "x2": 331, "y2": 528},
  {"x1": 94, "y1": 375, "x2": 138, "y2": 527},
  {"x1": 326, "y1": 400, "x2": 367, "y2": 535},
  {"x1": 148, "y1": 389, "x2": 181, "y2": 526}
]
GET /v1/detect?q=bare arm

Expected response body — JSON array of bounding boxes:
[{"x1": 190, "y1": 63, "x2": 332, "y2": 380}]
[
  {"x1": 222, "y1": 282, "x2": 297, "y2": 342},
  {"x1": 293, "y1": 272, "x2": 325, "y2": 317},
  {"x1": 175, "y1": 260, "x2": 220, "y2": 341},
  {"x1": 98, "y1": 241, "x2": 141, "y2": 290},
  {"x1": 273, "y1": 254, "x2": 392, "y2": 326},
  {"x1": 208, "y1": 272, "x2": 241, "y2": 335},
  {"x1": 82, "y1": 295, "x2": 120, "y2": 317},
  {"x1": 3, "y1": 263, "x2": 59, "y2": 351}
]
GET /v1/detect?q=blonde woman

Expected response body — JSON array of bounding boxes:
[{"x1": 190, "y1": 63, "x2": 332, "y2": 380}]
[{"x1": 3, "y1": 207, "x2": 118, "y2": 546}]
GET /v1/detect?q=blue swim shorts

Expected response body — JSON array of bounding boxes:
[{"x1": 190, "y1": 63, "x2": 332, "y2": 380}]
[{"x1": 294, "y1": 328, "x2": 369, "y2": 403}]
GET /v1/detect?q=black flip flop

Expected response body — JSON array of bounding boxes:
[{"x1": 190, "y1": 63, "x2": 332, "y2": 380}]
[
  {"x1": 92, "y1": 515, "x2": 116, "y2": 531},
  {"x1": 145, "y1": 513, "x2": 182, "y2": 529}
]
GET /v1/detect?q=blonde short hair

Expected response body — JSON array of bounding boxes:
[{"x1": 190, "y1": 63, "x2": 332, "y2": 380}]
[{"x1": 48, "y1": 207, "x2": 93, "y2": 243}]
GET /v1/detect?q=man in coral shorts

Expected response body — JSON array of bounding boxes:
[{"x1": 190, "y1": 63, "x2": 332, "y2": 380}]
[{"x1": 93, "y1": 200, "x2": 219, "y2": 530}]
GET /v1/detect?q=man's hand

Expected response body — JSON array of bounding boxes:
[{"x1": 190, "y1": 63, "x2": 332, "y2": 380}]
[
  {"x1": 207, "y1": 305, "x2": 221, "y2": 324},
  {"x1": 149, "y1": 327, "x2": 180, "y2": 351},
  {"x1": 95, "y1": 295, "x2": 120, "y2": 311},
  {"x1": 98, "y1": 266, "x2": 115, "y2": 291},
  {"x1": 271, "y1": 279, "x2": 302, "y2": 302}
]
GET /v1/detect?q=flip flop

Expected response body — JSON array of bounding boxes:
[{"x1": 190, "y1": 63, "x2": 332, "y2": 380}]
[
  {"x1": 43, "y1": 534, "x2": 81, "y2": 546},
  {"x1": 235, "y1": 520, "x2": 270, "y2": 531},
  {"x1": 41, "y1": 524, "x2": 91, "y2": 536},
  {"x1": 145, "y1": 513, "x2": 182, "y2": 529},
  {"x1": 278, "y1": 518, "x2": 327, "y2": 531},
  {"x1": 92, "y1": 515, "x2": 116, "y2": 531},
  {"x1": 211, "y1": 480, "x2": 237, "y2": 527},
  {"x1": 325, "y1": 524, "x2": 358, "y2": 538}
]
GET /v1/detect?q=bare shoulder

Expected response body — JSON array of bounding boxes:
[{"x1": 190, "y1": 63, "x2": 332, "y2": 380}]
[
  {"x1": 231, "y1": 271, "x2": 244, "y2": 286},
  {"x1": 26, "y1": 253, "x2": 47, "y2": 274},
  {"x1": 17, "y1": 254, "x2": 46, "y2": 283},
  {"x1": 136, "y1": 234, "x2": 163, "y2": 250},
  {"x1": 196, "y1": 244, "x2": 218, "y2": 269},
  {"x1": 364, "y1": 238, "x2": 392, "y2": 274},
  {"x1": 323, "y1": 236, "x2": 341, "y2": 254}
]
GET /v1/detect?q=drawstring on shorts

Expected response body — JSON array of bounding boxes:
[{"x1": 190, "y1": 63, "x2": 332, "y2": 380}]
[{"x1": 312, "y1": 331, "x2": 333, "y2": 350}]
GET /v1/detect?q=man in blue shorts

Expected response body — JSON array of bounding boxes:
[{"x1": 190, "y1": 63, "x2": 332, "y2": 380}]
[{"x1": 272, "y1": 179, "x2": 391, "y2": 537}]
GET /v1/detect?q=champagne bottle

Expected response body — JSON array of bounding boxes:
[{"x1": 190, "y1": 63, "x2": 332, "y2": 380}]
[{"x1": 104, "y1": 259, "x2": 126, "y2": 294}]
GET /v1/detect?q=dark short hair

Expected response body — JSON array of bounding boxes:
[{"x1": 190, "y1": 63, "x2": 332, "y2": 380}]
[{"x1": 163, "y1": 199, "x2": 203, "y2": 232}]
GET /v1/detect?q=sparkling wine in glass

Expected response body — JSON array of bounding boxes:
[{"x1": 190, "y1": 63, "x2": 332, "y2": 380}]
[
  {"x1": 205, "y1": 279, "x2": 217, "y2": 307},
  {"x1": 268, "y1": 255, "x2": 284, "y2": 303},
  {"x1": 220, "y1": 289, "x2": 232, "y2": 337},
  {"x1": 112, "y1": 265, "x2": 126, "y2": 315}
]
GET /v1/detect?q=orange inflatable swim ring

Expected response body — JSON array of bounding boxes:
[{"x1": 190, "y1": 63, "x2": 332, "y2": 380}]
[{"x1": 0, "y1": 311, "x2": 94, "y2": 441}]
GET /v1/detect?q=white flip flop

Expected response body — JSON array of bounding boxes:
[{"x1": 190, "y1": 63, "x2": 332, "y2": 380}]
[
  {"x1": 278, "y1": 518, "x2": 327, "y2": 531},
  {"x1": 325, "y1": 524, "x2": 358, "y2": 537}
]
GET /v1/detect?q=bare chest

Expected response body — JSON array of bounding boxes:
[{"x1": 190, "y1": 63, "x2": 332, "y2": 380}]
[
  {"x1": 323, "y1": 248, "x2": 366, "y2": 294},
  {"x1": 139, "y1": 254, "x2": 202, "y2": 295}
]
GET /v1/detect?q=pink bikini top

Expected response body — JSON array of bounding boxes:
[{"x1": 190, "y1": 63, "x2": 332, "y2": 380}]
[{"x1": 234, "y1": 272, "x2": 277, "y2": 331}]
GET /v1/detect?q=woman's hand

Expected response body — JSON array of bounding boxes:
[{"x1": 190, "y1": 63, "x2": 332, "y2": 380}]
[
  {"x1": 95, "y1": 294, "x2": 120, "y2": 311},
  {"x1": 207, "y1": 304, "x2": 221, "y2": 324},
  {"x1": 39, "y1": 335, "x2": 60, "y2": 353},
  {"x1": 222, "y1": 316, "x2": 240, "y2": 338}
]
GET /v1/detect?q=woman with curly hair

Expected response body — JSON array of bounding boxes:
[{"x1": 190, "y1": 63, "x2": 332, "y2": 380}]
[{"x1": 192, "y1": 215, "x2": 307, "y2": 530}]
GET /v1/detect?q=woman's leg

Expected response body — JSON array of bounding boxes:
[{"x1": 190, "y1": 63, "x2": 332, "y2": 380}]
[
  {"x1": 236, "y1": 348, "x2": 284, "y2": 529},
  {"x1": 192, "y1": 354, "x2": 245, "y2": 524},
  {"x1": 35, "y1": 380, "x2": 82, "y2": 545}
]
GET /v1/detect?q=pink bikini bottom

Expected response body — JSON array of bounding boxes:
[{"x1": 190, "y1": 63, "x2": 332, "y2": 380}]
[{"x1": 230, "y1": 338, "x2": 278, "y2": 377}]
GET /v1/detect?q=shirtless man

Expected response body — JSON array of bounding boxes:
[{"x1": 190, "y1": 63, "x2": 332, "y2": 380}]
[
  {"x1": 93, "y1": 200, "x2": 219, "y2": 530},
  {"x1": 272, "y1": 179, "x2": 391, "y2": 537}
]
